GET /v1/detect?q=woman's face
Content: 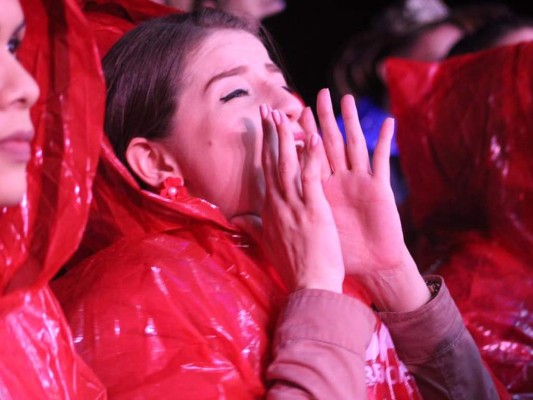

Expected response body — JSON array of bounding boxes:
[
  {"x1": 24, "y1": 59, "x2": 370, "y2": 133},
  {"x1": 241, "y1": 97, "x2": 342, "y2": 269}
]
[
  {"x1": 164, "y1": 29, "x2": 304, "y2": 220},
  {"x1": 0, "y1": 0, "x2": 39, "y2": 206}
]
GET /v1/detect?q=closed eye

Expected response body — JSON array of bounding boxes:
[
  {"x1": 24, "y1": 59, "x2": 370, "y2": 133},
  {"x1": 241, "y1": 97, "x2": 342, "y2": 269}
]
[
  {"x1": 220, "y1": 89, "x2": 249, "y2": 103},
  {"x1": 7, "y1": 37, "x2": 21, "y2": 55}
]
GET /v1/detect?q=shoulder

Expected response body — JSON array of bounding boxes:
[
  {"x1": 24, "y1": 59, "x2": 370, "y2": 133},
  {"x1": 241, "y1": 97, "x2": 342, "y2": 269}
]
[
  {"x1": 52, "y1": 230, "x2": 281, "y2": 327},
  {"x1": 51, "y1": 232, "x2": 229, "y2": 321},
  {"x1": 55, "y1": 233, "x2": 202, "y2": 288}
]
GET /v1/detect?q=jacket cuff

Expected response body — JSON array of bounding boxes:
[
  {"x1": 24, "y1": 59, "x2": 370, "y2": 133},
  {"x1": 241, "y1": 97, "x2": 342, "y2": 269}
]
[
  {"x1": 377, "y1": 275, "x2": 465, "y2": 362},
  {"x1": 274, "y1": 289, "x2": 376, "y2": 355}
]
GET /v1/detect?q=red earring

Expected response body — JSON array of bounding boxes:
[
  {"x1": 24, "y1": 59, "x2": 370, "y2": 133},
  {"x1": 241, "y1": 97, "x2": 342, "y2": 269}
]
[{"x1": 160, "y1": 177, "x2": 185, "y2": 201}]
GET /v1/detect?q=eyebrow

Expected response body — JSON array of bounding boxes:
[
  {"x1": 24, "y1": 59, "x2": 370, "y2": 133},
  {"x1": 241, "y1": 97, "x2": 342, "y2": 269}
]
[
  {"x1": 204, "y1": 63, "x2": 283, "y2": 92},
  {"x1": 0, "y1": 20, "x2": 25, "y2": 37},
  {"x1": 13, "y1": 21, "x2": 26, "y2": 37}
]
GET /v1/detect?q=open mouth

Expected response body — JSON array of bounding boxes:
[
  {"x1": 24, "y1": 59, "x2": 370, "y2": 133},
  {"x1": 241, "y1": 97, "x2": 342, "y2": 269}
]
[{"x1": 295, "y1": 139, "x2": 305, "y2": 160}]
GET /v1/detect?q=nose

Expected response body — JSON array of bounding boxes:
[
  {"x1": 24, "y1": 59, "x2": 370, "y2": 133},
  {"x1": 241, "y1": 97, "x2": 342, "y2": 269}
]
[
  {"x1": 269, "y1": 85, "x2": 305, "y2": 123},
  {"x1": 0, "y1": 52, "x2": 40, "y2": 110}
]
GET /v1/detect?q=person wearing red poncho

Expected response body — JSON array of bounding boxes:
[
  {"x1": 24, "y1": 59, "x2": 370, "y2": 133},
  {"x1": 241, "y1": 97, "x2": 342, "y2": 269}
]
[
  {"x1": 0, "y1": 0, "x2": 106, "y2": 398},
  {"x1": 52, "y1": 3, "x2": 502, "y2": 399},
  {"x1": 388, "y1": 41, "x2": 533, "y2": 397}
]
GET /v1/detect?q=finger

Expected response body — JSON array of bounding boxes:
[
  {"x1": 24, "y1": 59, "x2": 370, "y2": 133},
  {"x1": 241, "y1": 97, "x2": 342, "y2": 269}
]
[
  {"x1": 261, "y1": 105, "x2": 282, "y2": 201},
  {"x1": 300, "y1": 106, "x2": 331, "y2": 182},
  {"x1": 274, "y1": 110, "x2": 303, "y2": 202},
  {"x1": 301, "y1": 133, "x2": 328, "y2": 209},
  {"x1": 340, "y1": 94, "x2": 370, "y2": 173},
  {"x1": 316, "y1": 88, "x2": 347, "y2": 172},
  {"x1": 372, "y1": 117, "x2": 395, "y2": 182}
]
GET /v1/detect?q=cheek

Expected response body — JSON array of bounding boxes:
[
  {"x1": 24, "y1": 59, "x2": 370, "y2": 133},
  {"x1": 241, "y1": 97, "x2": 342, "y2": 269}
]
[
  {"x1": 192, "y1": 116, "x2": 261, "y2": 165},
  {"x1": 243, "y1": 117, "x2": 262, "y2": 164},
  {"x1": 176, "y1": 114, "x2": 263, "y2": 190}
]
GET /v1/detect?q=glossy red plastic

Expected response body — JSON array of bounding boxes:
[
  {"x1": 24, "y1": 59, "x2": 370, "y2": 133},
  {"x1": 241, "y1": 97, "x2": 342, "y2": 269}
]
[
  {"x1": 0, "y1": 0, "x2": 106, "y2": 398},
  {"x1": 388, "y1": 43, "x2": 533, "y2": 397},
  {"x1": 51, "y1": 1, "x2": 425, "y2": 398}
]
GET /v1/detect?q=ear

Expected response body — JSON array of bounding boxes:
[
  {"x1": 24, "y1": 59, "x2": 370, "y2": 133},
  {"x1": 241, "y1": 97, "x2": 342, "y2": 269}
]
[{"x1": 125, "y1": 137, "x2": 182, "y2": 189}]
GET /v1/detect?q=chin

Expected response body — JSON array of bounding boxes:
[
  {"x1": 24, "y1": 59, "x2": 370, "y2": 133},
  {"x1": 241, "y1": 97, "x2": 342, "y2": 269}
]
[
  {"x1": 0, "y1": 178, "x2": 26, "y2": 207},
  {"x1": 0, "y1": 192, "x2": 24, "y2": 207}
]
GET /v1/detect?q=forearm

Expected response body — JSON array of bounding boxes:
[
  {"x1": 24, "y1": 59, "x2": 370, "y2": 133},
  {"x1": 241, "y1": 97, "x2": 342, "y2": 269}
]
[
  {"x1": 267, "y1": 289, "x2": 375, "y2": 399},
  {"x1": 378, "y1": 276, "x2": 499, "y2": 400}
]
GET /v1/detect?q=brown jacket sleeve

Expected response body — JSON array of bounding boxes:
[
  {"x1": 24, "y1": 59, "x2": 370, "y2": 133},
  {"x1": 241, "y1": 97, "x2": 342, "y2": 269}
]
[
  {"x1": 379, "y1": 275, "x2": 500, "y2": 400},
  {"x1": 266, "y1": 289, "x2": 375, "y2": 399}
]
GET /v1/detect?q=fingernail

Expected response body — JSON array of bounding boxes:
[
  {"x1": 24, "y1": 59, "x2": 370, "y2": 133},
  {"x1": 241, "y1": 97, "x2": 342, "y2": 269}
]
[
  {"x1": 310, "y1": 133, "x2": 319, "y2": 148},
  {"x1": 260, "y1": 104, "x2": 267, "y2": 119},
  {"x1": 272, "y1": 110, "x2": 281, "y2": 125}
]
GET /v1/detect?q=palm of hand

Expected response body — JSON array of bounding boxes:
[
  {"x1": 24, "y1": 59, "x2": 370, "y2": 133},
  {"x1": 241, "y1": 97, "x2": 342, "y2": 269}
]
[
  {"x1": 323, "y1": 168, "x2": 408, "y2": 278},
  {"x1": 306, "y1": 90, "x2": 411, "y2": 280}
]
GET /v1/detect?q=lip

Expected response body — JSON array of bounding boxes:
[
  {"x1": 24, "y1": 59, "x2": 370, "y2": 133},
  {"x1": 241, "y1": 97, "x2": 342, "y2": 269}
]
[
  {"x1": 293, "y1": 131, "x2": 306, "y2": 142},
  {"x1": 0, "y1": 130, "x2": 35, "y2": 162},
  {"x1": 293, "y1": 131, "x2": 306, "y2": 148}
]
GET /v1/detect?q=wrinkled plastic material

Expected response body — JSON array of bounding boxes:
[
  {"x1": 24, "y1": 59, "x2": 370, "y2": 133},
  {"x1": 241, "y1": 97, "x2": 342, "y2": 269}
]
[
  {"x1": 52, "y1": 1, "x2": 422, "y2": 398},
  {"x1": 0, "y1": 0, "x2": 106, "y2": 398},
  {"x1": 54, "y1": 146, "x2": 424, "y2": 399},
  {"x1": 388, "y1": 43, "x2": 533, "y2": 397},
  {"x1": 80, "y1": 0, "x2": 177, "y2": 57}
]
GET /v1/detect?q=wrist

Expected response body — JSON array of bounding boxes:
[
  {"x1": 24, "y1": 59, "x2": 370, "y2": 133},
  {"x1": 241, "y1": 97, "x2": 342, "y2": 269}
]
[
  {"x1": 297, "y1": 277, "x2": 344, "y2": 294},
  {"x1": 359, "y1": 262, "x2": 431, "y2": 312}
]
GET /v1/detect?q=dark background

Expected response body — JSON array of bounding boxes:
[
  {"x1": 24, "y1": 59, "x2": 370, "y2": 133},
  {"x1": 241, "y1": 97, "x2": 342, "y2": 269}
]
[{"x1": 263, "y1": 0, "x2": 533, "y2": 107}]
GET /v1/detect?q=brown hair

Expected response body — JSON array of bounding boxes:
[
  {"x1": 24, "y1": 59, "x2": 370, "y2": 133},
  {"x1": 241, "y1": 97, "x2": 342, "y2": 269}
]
[{"x1": 103, "y1": 8, "x2": 288, "y2": 167}]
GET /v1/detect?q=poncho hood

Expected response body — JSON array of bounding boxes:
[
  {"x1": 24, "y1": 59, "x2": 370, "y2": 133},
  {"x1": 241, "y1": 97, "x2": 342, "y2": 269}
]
[{"x1": 0, "y1": 0, "x2": 106, "y2": 397}]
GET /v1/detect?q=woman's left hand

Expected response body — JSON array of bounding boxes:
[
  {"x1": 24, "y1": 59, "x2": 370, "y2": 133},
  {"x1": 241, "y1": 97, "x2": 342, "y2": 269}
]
[{"x1": 300, "y1": 89, "x2": 430, "y2": 311}]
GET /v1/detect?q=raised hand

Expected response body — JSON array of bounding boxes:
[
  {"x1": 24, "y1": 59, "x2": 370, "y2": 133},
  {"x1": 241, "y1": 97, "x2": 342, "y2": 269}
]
[
  {"x1": 300, "y1": 89, "x2": 430, "y2": 311},
  {"x1": 258, "y1": 104, "x2": 345, "y2": 293}
]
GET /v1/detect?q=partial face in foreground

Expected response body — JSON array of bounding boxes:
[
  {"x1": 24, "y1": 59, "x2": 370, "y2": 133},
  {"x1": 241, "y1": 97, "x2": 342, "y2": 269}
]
[
  {"x1": 408, "y1": 23, "x2": 464, "y2": 61},
  {"x1": 160, "y1": 30, "x2": 304, "y2": 219},
  {"x1": 494, "y1": 27, "x2": 533, "y2": 47},
  {"x1": 0, "y1": 0, "x2": 39, "y2": 206},
  {"x1": 218, "y1": 0, "x2": 286, "y2": 21}
]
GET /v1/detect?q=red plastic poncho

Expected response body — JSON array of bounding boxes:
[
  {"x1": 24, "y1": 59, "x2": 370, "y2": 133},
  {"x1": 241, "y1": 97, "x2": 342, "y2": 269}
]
[
  {"x1": 54, "y1": 141, "x2": 424, "y2": 399},
  {"x1": 51, "y1": 1, "x2": 423, "y2": 398},
  {"x1": 388, "y1": 43, "x2": 533, "y2": 397},
  {"x1": 0, "y1": 0, "x2": 106, "y2": 398}
]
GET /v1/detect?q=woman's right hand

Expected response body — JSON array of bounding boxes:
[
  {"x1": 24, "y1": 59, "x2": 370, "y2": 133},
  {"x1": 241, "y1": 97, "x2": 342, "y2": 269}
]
[{"x1": 259, "y1": 105, "x2": 345, "y2": 293}]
